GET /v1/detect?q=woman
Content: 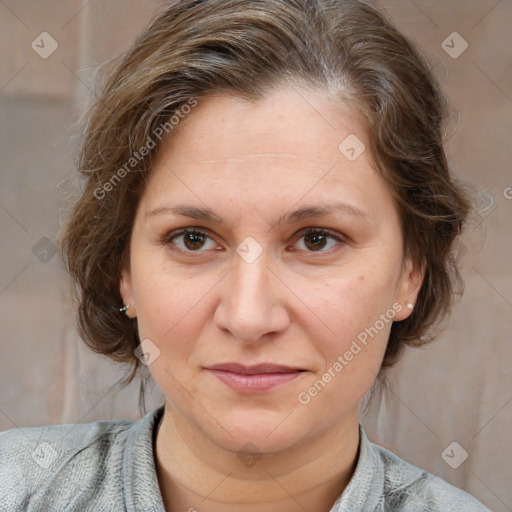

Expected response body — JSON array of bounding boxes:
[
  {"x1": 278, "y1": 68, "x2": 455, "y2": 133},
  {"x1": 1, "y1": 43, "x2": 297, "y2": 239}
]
[{"x1": 0, "y1": 0, "x2": 491, "y2": 510}]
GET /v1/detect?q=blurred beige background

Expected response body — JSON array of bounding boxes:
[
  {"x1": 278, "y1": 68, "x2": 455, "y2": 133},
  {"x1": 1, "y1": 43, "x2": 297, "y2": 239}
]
[{"x1": 0, "y1": 0, "x2": 510, "y2": 510}]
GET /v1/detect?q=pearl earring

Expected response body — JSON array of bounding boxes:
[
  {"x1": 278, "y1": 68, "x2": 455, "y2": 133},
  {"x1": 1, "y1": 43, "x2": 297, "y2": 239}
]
[
  {"x1": 120, "y1": 304, "x2": 130, "y2": 313},
  {"x1": 406, "y1": 303, "x2": 414, "y2": 310}
]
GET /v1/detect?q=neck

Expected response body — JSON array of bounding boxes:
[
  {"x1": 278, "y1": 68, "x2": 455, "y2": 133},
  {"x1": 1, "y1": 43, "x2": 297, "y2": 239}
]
[{"x1": 154, "y1": 403, "x2": 361, "y2": 512}]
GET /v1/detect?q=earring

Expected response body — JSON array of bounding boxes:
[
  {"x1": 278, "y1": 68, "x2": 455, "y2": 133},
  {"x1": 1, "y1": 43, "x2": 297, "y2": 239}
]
[
  {"x1": 120, "y1": 304, "x2": 130, "y2": 313},
  {"x1": 406, "y1": 303, "x2": 414, "y2": 310}
]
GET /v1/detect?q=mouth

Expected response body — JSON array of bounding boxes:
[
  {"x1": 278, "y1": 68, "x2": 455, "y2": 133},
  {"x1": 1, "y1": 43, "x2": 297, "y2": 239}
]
[{"x1": 204, "y1": 363, "x2": 307, "y2": 393}]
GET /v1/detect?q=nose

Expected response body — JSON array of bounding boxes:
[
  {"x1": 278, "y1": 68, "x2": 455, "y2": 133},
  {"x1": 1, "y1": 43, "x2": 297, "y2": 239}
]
[{"x1": 213, "y1": 247, "x2": 290, "y2": 344}]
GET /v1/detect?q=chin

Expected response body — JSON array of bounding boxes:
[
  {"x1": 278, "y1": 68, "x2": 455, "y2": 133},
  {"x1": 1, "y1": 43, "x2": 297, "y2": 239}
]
[{"x1": 190, "y1": 406, "x2": 316, "y2": 456}]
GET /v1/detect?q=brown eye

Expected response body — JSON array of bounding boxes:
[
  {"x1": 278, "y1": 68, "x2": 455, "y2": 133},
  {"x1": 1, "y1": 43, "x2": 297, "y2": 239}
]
[
  {"x1": 294, "y1": 228, "x2": 345, "y2": 253},
  {"x1": 304, "y1": 231, "x2": 328, "y2": 251},
  {"x1": 182, "y1": 231, "x2": 207, "y2": 250},
  {"x1": 164, "y1": 228, "x2": 218, "y2": 252}
]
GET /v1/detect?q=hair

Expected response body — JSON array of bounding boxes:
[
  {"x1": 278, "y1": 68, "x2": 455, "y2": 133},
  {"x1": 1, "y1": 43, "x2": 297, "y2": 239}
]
[{"x1": 59, "y1": 0, "x2": 472, "y2": 411}]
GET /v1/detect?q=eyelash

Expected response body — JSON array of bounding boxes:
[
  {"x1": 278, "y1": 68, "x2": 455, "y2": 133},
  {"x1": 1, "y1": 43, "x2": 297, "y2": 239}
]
[{"x1": 159, "y1": 227, "x2": 347, "y2": 255}]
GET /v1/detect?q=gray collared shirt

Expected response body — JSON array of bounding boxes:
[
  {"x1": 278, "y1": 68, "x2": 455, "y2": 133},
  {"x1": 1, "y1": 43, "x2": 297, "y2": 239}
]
[{"x1": 0, "y1": 406, "x2": 490, "y2": 511}]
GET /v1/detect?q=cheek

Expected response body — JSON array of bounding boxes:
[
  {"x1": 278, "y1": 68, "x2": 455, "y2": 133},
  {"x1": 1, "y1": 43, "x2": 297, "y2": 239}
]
[
  {"x1": 300, "y1": 257, "x2": 400, "y2": 359},
  {"x1": 294, "y1": 272, "x2": 396, "y2": 420},
  {"x1": 130, "y1": 251, "x2": 225, "y2": 366},
  {"x1": 131, "y1": 262, "x2": 216, "y2": 404}
]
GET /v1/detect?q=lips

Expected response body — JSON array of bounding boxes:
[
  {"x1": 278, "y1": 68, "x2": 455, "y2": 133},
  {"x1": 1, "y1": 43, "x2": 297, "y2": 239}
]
[
  {"x1": 206, "y1": 362, "x2": 304, "y2": 374},
  {"x1": 204, "y1": 362, "x2": 306, "y2": 393}
]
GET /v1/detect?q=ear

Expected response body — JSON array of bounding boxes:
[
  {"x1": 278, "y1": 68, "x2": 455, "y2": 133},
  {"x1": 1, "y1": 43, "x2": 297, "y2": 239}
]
[
  {"x1": 393, "y1": 256, "x2": 425, "y2": 321},
  {"x1": 119, "y1": 265, "x2": 137, "y2": 318}
]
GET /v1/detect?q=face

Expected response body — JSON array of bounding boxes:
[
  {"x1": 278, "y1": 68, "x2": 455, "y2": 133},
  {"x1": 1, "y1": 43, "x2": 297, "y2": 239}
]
[{"x1": 120, "y1": 86, "x2": 423, "y2": 454}]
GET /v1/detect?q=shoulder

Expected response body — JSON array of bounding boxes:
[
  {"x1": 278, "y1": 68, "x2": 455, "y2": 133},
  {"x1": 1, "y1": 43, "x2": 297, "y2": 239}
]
[
  {"x1": 373, "y1": 440, "x2": 491, "y2": 512},
  {"x1": 0, "y1": 409, "x2": 162, "y2": 512},
  {"x1": 0, "y1": 414, "x2": 134, "y2": 456}
]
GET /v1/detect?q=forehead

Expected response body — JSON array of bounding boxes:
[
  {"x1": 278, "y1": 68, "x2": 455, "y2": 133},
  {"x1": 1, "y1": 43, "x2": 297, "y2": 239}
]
[
  {"x1": 139, "y1": 86, "x2": 394, "y2": 225},
  {"x1": 160, "y1": 86, "x2": 366, "y2": 164}
]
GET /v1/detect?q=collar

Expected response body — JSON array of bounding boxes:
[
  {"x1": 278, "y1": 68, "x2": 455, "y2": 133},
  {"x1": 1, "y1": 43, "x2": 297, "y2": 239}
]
[
  {"x1": 123, "y1": 405, "x2": 166, "y2": 512},
  {"x1": 331, "y1": 424, "x2": 383, "y2": 510}
]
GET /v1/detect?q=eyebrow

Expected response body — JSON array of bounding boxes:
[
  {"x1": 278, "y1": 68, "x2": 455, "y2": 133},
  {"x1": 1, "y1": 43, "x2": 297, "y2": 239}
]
[{"x1": 146, "y1": 202, "x2": 368, "y2": 225}]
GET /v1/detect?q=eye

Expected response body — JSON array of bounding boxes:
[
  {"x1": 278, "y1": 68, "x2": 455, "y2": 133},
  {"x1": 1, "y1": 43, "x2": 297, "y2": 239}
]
[
  {"x1": 292, "y1": 228, "x2": 345, "y2": 253},
  {"x1": 163, "y1": 228, "x2": 219, "y2": 252},
  {"x1": 160, "y1": 227, "x2": 346, "y2": 255}
]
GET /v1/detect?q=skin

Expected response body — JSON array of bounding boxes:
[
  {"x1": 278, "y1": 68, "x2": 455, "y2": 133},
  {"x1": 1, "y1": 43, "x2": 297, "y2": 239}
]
[{"x1": 120, "y1": 85, "x2": 425, "y2": 512}]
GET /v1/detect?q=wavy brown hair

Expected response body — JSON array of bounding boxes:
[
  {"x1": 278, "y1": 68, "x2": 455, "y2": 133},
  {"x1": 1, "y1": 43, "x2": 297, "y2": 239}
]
[{"x1": 59, "y1": 0, "x2": 472, "y2": 408}]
